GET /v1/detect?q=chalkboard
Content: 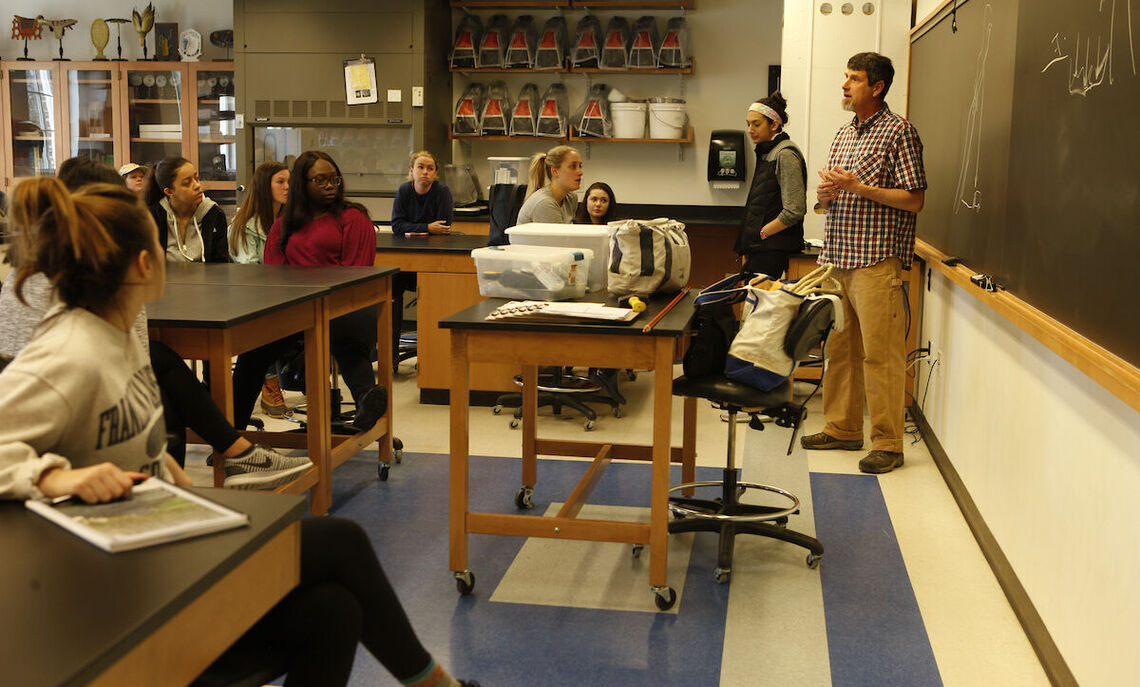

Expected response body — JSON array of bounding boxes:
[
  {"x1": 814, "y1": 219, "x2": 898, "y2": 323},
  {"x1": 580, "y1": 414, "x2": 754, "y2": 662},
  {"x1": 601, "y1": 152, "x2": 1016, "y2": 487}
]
[{"x1": 910, "y1": 0, "x2": 1140, "y2": 369}]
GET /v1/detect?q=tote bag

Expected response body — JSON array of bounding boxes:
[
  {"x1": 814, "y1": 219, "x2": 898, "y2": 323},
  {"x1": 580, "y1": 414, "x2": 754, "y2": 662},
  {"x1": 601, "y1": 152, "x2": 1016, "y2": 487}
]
[
  {"x1": 725, "y1": 265, "x2": 841, "y2": 391},
  {"x1": 606, "y1": 218, "x2": 691, "y2": 297}
]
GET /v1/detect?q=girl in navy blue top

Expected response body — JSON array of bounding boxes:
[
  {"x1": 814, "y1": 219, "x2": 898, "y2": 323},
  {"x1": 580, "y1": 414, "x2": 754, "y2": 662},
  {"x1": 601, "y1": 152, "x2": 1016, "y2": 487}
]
[{"x1": 390, "y1": 151, "x2": 454, "y2": 236}]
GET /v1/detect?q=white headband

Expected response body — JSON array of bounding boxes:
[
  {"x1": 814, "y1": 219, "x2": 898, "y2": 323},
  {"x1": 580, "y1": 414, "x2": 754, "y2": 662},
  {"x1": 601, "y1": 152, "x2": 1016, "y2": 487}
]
[{"x1": 749, "y1": 102, "x2": 783, "y2": 127}]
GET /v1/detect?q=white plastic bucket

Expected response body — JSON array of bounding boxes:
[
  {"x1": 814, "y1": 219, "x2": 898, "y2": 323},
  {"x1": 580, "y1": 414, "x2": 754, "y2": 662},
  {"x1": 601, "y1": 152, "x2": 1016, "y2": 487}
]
[
  {"x1": 611, "y1": 101, "x2": 647, "y2": 138},
  {"x1": 648, "y1": 99, "x2": 686, "y2": 139}
]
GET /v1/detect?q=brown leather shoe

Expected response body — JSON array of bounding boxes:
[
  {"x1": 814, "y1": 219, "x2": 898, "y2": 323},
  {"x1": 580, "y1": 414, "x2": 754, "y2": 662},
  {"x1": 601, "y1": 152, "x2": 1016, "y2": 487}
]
[
  {"x1": 858, "y1": 450, "x2": 904, "y2": 474},
  {"x1": 800, "y1": 431, "x2": 864, "y2": 451}
]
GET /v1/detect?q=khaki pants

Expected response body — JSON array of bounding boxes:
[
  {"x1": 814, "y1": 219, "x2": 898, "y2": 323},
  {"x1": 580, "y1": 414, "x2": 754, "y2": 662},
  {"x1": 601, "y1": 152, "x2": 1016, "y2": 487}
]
[{"x1": 822, "y1": 257, "x2": 906, "y2": 453}]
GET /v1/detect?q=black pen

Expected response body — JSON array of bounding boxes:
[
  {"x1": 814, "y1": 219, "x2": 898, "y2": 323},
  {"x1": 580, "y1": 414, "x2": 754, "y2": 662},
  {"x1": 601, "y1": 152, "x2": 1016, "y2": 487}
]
[{"x1": 48, "y1": 476, "x2": 150, "y2": 506}]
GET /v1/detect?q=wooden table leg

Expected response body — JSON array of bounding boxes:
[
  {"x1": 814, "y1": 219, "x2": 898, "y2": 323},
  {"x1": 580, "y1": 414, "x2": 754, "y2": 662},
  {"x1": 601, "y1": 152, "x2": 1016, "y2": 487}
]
[
  {"x1": 682, "y1": 395, "x2": 697, "y2": 496},
  {"x1": 305, "y1": 300, "x2": 332, "y2": 515},
  {"x1": 207, "y1": 330, "x2": 235, "y2": 488},
  {"x1": 521, "y1": 364, "x2": 538, "y2": 491},
  {"x1": 375, "y1": 278, "x2": 394, "y2": 468},
  {"x1": 649, "y1": 338, "x2": 674, "y2": 591},
  {"x1": 449, "y1": 331, "x2": 470, "y2": 577}
]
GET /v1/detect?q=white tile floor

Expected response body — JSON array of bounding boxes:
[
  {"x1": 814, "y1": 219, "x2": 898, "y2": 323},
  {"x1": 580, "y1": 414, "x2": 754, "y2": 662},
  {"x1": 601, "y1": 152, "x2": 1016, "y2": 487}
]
[{"x1": 191, "y1": 359, "x2": 1050, "y2": 686}]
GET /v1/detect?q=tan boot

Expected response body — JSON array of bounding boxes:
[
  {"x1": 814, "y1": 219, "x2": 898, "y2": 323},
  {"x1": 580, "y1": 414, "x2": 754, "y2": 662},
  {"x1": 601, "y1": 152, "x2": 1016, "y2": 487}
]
[{"x1": 259, "y1": 375, "x2": 290, "y2": 418}]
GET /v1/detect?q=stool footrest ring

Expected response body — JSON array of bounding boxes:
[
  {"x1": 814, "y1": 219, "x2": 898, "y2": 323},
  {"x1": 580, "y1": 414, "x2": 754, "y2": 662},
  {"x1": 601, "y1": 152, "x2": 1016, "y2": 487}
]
[{"x1": 667, "y1": 480, "x2": 800, "y2": 523}]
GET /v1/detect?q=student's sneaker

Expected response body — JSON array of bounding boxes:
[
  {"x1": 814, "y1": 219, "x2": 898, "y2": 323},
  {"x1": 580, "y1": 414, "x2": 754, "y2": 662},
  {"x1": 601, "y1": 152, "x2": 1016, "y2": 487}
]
[
  {"x1": 259, "y1": 375, "x2": 291, "y2": 418},
  {"x1": 352, "y1": 385, "x2": 389, "y2": 432},
  {"x1": 220, "y1": 445, "x2": 312, "y2": 490}
]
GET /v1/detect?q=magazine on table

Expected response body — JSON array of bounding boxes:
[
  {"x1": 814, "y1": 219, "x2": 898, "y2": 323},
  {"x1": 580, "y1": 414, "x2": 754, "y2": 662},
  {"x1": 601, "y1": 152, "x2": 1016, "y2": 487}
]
[{"x1": 26, "y1": 479, "x2": 249, "y2": 553}]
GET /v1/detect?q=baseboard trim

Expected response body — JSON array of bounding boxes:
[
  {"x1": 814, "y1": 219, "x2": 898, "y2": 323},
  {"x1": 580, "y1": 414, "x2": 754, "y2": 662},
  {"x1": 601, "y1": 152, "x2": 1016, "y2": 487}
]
[{"x1": 911, "y1": 405, "x2": 1079, "y2": 687}]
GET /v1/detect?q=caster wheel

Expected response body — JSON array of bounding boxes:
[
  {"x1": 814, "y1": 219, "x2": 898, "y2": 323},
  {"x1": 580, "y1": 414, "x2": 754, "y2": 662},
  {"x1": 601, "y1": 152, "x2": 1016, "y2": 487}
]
[
  {"x1": 631, "y1": 544, "x2": 644, "y2": 558},
  {"x1": 584, "y1": 420, "x2": 596, "y2": 431},
  {"x1": 612, "y1": 406, "x2": 623, "y2": 418},
  {"x1": 378, "y1": 464, "x2": 390, "y2": 481},
  {"x1": 514, "y1": 487, "x2": 534, "y2": 510},
  {"x1": 509, "y1": 418, "x2": 520, "y2": 429},
  {"x1": 626, "y1": 370, "x2": 638, "y2": 381},
  {"x1": 806, "y1": 553, "x2": 822, "y2": 569},
  {"x1": 492, "y1": 405, "x2": 503, "y2": 415},
  {"x1": 393, "y1": 438, "x2": 403, "y2": 464},
  {"x1": 653, "y1": 586, "x2": 677, "y2": 611},
  {"x1": 455, "y1": 571, "x2": 475, "y2": 595},
  {"x1": 714, "y1": 568, "x2": 731, "y2": 584}
]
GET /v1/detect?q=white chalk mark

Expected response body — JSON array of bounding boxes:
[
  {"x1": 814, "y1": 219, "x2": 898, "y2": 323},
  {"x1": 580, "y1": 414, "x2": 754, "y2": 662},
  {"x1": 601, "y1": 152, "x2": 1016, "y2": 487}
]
[
  {"x1": 955, "y1": 5, "x2": 993, "y2": 214},
  {"x1": 1041, "y1": 0, "x2": 1138, "y2": 96}
]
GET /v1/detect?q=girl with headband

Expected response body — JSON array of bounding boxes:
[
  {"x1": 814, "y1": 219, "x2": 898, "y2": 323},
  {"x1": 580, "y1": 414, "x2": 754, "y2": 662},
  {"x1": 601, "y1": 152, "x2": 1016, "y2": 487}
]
[{"x1": 734, "y1": 91, "x2": 807, "y2": 278}]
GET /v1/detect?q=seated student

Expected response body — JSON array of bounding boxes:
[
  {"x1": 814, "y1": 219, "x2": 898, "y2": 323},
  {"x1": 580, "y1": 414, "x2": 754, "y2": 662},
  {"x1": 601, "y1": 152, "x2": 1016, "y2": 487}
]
[
  {"x1": 147, "y1": 156, "x2": 230, "y2": 263},
  {"x1": 0, "y1": 158, "x2": 307, "y2": 489},
  {"x1": 231, "y1": 151, "x2": 387, "y2": 432},
  {"x1": 118, "y1": 161, "x2": 150, "y2": 199},
  {"x1": 229, "y1": 161, "x2": 289, "y2": 264},
  {"x1": 0, "y1": 178, "x2": 479, "y2": 687},
  {"x1": 391, "y1": 150, "x2": 453, "y2": 236},
  {"x1": 229, "y1": 161, "x2": 292, "y2": 417},
  {"x1": 389, "y1": 150, "x2": 453, "y2": 368},
  {"x1": 515, "y1": 145, "x2": 583, "y2": 225},
  {"x1": 572, "y1": 181, "x2": 618, "y2": 225}
]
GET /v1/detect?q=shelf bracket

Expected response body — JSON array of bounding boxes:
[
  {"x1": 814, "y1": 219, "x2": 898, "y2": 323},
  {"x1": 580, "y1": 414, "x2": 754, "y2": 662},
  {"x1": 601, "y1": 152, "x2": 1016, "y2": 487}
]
[{"x1": 677, "y1": 143, "x2": 684, "y2": 162}]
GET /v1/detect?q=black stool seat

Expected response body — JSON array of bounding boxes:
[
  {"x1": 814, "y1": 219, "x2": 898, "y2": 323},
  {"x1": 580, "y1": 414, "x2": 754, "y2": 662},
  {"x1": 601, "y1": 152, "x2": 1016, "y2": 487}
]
[{"x1": 672, "y1": 374, "x2": 791, "y2": 410}]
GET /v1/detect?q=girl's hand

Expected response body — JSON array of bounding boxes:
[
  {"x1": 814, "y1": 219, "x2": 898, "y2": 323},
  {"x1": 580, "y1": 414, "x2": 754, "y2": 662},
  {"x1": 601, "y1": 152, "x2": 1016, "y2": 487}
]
[
  {"x1": 427, "y1": 220, "x2": 451, "y2": 235},
  {"x1": 38, "y1": 463, "x2": 149, "y2": 503}
]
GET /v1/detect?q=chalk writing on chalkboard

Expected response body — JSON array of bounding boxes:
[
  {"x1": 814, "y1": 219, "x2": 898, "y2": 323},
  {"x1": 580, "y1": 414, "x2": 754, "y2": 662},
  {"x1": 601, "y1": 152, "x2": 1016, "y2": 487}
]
[
  {"x1": 1040, "y1": 0, "x2": 1137, "y2": 96},
  {"x1": 954, "y1": 4, "x2": 993, "y2": 214}
]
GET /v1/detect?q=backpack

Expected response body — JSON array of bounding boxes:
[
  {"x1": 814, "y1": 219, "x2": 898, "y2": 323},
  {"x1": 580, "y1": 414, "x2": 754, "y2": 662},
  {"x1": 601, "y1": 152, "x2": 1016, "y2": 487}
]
[{"x1": 681, "y1": 273, "x2": 751, "y2": 379}]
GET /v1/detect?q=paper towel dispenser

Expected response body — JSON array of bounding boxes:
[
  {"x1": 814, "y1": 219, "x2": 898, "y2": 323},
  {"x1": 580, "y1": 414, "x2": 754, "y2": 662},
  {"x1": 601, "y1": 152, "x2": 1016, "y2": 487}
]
[{"x1": 708, "y1": 129, "x2": 747, "y2": 189}]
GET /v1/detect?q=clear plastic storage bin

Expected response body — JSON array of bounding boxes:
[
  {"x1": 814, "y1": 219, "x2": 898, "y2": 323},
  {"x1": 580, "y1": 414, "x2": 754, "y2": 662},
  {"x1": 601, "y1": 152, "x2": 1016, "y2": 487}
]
[
  {"x1": 506, "y1": 223, "x2": 611, "y2": 292},
  {"x1": 472, "y1": 244, "x2": 593, "y2": 301},
  {"x1": 488, "y1": 156, "x2": 530, "y2": 186}
]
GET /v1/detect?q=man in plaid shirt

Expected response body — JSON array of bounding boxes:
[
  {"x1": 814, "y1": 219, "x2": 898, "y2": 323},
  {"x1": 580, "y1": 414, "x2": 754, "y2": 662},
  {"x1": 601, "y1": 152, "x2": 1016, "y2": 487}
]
[{"x1": 801, "y1": 52, "x2": 926, "y2": 474}]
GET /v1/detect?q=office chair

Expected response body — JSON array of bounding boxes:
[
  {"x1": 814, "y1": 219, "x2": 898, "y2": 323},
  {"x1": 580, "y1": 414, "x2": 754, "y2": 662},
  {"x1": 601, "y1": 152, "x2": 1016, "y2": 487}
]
[
  {"x1": 486, "y1": 183, "x2": 527, "y2": 246},
  {"x1": 668, "y1": 297, "x2": 836, "y2": 583},
  {"x1": 493, "y1": 366, "x2": 624, "y2": 431}
]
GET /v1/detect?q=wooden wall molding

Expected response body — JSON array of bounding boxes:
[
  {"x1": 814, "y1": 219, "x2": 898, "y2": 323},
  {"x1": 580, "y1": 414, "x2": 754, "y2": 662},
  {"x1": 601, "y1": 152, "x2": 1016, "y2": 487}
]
[{"x1": 916, "y1": 238, "x2": 1140, "y2": 414}]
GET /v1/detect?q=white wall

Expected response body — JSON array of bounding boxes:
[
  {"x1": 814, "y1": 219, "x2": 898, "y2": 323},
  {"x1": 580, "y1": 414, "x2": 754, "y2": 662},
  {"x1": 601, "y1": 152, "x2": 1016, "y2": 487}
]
[
  {"x1": 917, "y1": 271, "x2": 1140, "y2": 685},
  {"x1": 2, "y1": 0, "x2": 233, "y2": 62},
  {"x1": 450, "y1": 0, "x2": 783, "y2": 206}
]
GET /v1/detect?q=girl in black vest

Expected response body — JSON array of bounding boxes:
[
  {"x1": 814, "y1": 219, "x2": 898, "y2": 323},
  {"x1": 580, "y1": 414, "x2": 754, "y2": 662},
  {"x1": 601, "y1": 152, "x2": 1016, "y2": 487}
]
[{"x1": 734, "y1": 92, "x2": 807, "y2": 278}]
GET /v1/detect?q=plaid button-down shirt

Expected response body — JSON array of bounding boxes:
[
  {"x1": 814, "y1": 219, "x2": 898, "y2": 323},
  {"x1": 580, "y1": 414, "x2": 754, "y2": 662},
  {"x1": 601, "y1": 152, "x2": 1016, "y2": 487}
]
[{"x1": 819, "y1": 105, "x2": 926, "y2": 270}]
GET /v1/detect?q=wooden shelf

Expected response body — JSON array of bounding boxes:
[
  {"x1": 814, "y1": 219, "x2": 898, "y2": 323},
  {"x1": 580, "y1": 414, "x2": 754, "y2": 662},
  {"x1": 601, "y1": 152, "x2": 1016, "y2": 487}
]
[
  {"x1": 198, "y1": 138, "x2": 236, "y2": 144},
  {"x1": 571, "y1": 0, "x2": 695, "y2": 7},
  {"x1": 130, "y1": 99, "x2": 182, "y2": 104},
  {"x1": 12, "y1": 136, "x2": 49, "y2": 141},
  {"x1": 452, "y1": 61, "x2": 693, "y2": 74},
  {"x1": 76, "y1": 136, "x2": 114, "y2": 141},
  {"x1": 72, "y1": 79, "x2": 112, "y2": 84},
  {"x1": 132, "y1": 137, "x2": 184, "y2": 143},
  {"x1": 451, "y1": 1, "x2": 569, "y2": 7},
  {"x1": 570, "y1": 125, "x2": 691, "y2": 143},
  {"x1": 451, "y1": 66, "x2": 569, "y2": 74}
]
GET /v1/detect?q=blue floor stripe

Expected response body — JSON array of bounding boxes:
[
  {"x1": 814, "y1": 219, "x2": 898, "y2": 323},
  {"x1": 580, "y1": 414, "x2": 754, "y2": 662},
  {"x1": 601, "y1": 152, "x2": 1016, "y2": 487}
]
[
  {"x1": 328, "y1": 452, "x2": 729, "y2": 686},
  {"x1": 811, "y1": 473, "x2": 943, "y2": 687}
]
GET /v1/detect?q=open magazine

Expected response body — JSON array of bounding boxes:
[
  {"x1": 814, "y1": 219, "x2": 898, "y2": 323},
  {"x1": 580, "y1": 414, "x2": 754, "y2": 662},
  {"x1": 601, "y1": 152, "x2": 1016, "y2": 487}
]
[{"x1": 26, "y1": 479, "x2": 249, "y2": 553}]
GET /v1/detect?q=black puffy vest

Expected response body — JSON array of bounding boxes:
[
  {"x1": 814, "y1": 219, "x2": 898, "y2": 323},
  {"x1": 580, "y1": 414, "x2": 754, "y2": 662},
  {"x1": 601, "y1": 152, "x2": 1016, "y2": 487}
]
[{"x1": 735, "y1": 134, "x2": 806, "y2": 256}]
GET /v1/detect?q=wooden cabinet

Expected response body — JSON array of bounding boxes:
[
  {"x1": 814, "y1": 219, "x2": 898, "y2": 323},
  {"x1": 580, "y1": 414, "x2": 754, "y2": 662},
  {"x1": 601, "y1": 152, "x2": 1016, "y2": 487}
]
[{"x1": 1, "y1": 61, "x2": 236, "y2": 213}]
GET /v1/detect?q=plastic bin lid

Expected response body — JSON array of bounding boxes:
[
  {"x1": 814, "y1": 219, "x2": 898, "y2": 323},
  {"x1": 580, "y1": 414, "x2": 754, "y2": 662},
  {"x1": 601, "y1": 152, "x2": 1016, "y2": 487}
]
[{"x1": 507, "y1": 222, "x2": 610, "y2": 237}]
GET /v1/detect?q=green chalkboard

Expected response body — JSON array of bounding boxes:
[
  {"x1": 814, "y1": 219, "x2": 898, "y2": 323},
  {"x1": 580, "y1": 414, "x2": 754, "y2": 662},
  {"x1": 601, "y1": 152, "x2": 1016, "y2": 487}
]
[{"x1": 910, "y1": 0, "x2": 1140, "y2": 368}]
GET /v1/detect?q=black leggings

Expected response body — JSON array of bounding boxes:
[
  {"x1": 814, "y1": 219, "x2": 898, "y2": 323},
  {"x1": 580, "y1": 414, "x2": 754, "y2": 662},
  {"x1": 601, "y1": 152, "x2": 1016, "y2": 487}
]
[
  {"x1": 205, "y1": 517, "x2": 434, "y2": 686},
  {"x1": 231, "y1": 307, "x2": 378, "y2": 430},
  {"x1": 742, "y1": 250, "x2": 792, "y2": 280},
  {"x1": 150, "y1": 340, "x2": 240, "y2": 466}
]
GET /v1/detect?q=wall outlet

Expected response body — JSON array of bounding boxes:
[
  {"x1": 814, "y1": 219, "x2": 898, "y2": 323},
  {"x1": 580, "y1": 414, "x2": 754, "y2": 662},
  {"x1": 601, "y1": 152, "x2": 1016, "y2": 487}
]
[{"x1": 412, "y1": 86, "x2": 424, "y2": 107}]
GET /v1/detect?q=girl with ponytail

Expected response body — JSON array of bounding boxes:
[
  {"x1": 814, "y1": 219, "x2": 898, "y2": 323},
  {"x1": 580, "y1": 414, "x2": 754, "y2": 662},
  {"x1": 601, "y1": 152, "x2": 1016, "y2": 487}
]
[
  {"x1": 0, "y1": 178, "x2": 188, "y2": 501},
  {"x1": 735, "y1": 91, "x2": 807, "y2": 279},
  {"x1": 515, "y1": 144, "x2": 583, "y2": 224},
  {"x1": 0, "y1": 177, "x2": 481, "y2": 687}
]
